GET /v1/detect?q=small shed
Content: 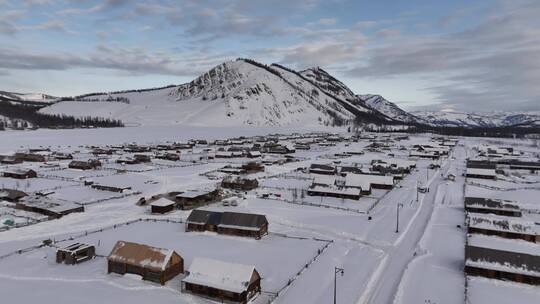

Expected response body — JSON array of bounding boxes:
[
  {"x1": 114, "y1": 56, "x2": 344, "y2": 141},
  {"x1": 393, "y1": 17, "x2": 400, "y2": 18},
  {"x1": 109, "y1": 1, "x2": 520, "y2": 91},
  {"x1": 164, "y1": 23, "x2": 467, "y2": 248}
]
[
  {"x1": 57, "y1": 243, "x2": 95, "y2": 265},
  {"x1": 182, "y1": 257, "x2": 261, "y2": 303},
  {"x1": 107, "y1": 241, "x2": 184, "y2": 285},
  {"x1": 150, "y1": 198, "x2": 176, "y2": 214}
]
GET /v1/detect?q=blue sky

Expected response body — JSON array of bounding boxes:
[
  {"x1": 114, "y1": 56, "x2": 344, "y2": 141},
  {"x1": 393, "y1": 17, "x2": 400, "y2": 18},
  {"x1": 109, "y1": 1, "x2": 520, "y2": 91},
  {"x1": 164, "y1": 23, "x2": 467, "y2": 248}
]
[{"x1": 1, "y1": 0, "x2": 539, "y2": 112}]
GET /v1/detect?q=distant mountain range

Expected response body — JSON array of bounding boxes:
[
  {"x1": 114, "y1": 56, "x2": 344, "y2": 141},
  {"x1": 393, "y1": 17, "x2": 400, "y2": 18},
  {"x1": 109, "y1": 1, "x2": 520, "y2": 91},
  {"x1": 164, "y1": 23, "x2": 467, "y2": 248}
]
[{"x1": 1, "y1": 58, "x2": 539, "y2": 129}]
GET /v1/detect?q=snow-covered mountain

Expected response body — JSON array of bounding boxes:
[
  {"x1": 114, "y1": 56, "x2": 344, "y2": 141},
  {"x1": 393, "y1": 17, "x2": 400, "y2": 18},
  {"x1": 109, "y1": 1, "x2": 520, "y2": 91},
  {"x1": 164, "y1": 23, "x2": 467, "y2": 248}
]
[
  {"x1": 0, "y1": 91, "x2": 58, "y2": 104},
  {"x1": 358, "y1": 94, "x2": 422, "y2": 124},
  {"x1": 39, "y1": 59, "x2": 394, "y2": 127},
  {"x1": 6, "y1": 58, "x2": 537, "y2": 129},
  {"x1": 414, "y1": 111, "x2": 540, "y2": 128}
]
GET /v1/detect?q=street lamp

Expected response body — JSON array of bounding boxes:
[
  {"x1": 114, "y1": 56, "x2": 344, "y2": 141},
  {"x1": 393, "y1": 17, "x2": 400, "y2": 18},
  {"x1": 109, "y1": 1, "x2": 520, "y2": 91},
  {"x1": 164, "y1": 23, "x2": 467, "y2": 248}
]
[
  {"x1": 395, "y1": 203, "x2": 404, "y2": 233},
  {"x1": 334, "y1": 266, "x2": 344, "y2": 304}
]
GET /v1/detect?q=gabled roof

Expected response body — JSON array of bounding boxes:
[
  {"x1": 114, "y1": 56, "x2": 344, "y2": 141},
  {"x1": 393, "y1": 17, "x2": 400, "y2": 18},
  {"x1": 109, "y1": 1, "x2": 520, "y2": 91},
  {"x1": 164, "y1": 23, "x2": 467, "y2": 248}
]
[
  {"x1": 186, "y1": 210, "x2": 223, "y2": 225},
  {"x1": 176, "y1": 189, "x2": 215, "y2": 199},
  {"x1": 0, "y1": 188, "x2": 28, "y2": 200},
  {"x1": 312, "y1": 174, "x2": 336, "y2": 186},
  {"x1": 309, "y1": 163, "x2": 335, "y2": 171},
  {"x1": 308, "y1": 185, "x2": 361, "y2": 197},
  {"x1": 468, "y1": 213, "x2": 538, "y2": 235},
  {"x1": 220, "y1": 212, "x2": 268, "y2": 229},
  {"x1": 344, "y1": 174, "x2": 372, "y2": 190},
  {"x1": 465, "y1": 197, "x2": 520, "y2": 210},
  {"x1": 150, "y1": 197, "x2": 175, "y2": 207},
  {"x1": 108, "y1": 241, "x2": 180, "y2": 272},
  {"x1": 345, "y1": 173, "x2": 393, "y2": 186},
  {"x1": 466, "y1": 168, "x2": 496, "y2": 176},
  {"x1": 183, "y1": 257, "x2": 258, "y2": 293}
]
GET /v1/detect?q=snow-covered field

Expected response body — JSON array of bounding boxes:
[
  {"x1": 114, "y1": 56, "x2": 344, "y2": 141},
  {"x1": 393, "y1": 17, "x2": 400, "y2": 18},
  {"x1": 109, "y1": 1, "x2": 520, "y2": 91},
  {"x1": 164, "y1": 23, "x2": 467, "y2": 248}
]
[{"x1": 0, "y1": 127, "x2": 539, "y2": 304}]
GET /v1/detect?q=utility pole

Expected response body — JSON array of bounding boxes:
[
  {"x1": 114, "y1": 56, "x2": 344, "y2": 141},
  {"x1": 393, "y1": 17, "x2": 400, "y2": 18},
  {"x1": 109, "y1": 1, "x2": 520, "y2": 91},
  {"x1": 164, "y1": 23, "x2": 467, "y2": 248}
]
[
  {"x1": 334, "y1": 267, "x2": 344, "y2": 304},
  {"x1": 395, "y1": 203, "x2": 404, "y2": 233},
  {"x1": 416, "y1": 180, "x2": 419, "y2": 202}
]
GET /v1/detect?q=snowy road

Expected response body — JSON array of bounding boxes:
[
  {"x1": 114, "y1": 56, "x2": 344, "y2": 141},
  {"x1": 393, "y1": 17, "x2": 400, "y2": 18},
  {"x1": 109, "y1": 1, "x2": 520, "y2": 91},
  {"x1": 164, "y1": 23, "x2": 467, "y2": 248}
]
[{"x1": 358, "y1": 156, "x2": 458, "y2": 304}]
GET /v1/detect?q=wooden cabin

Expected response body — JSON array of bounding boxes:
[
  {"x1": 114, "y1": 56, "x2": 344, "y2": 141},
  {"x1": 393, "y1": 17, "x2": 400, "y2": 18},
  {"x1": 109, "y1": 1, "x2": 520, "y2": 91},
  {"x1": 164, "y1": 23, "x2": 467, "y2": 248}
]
[
  {"x1": 185, "y1": 210, "x2": 223, "y2": 232},
  {"x1": 466, "y1": 168, "x2": 496, "y2": 180},
  {"x1": 150, "y1": 198, "x2": 176, "y2": 214},
  {"x1": 241, "y1": 161, "x2": 264, "y2": 174},
  {"x1": 186, "y1": 210, "x2": 268, "y2": 239},
  {"x1": 175, "y1": 189, "x2": 219, "y2": 210},
  {"x1": 465, "y1": 197, "x2": 522, "y2": 217},
  {"x1": 307, "y1": 185, "x2": 361, "y2": 200},
  {"x1": 221, "y1": 176, "x2": 259, "y2": 191},
  {"x1": 57, "y1": 243, "x2": 95, "y2": 265},
  {"x1": 13, "y1": 152, "x2": 46, "y2": 162},
  {"x1": 68, "y1": 160, "x2": 101, "y2": 170},
  {"x1": 182, "y1": 257, "x2": 261, "y2": 304},
  {"x1": 91, "y1": 184, "x2": 131, "y2": 193},
  {"x1": 0, "y1": 188, "x2": 28, "y2": 202},
  {"x1": 465, "y1": 234, "x2": 540, "y2": 285},
  {"x1": 218, "y1": 212, "x2": 268, "y2": 239},
  {"x1": 345, "y1": 173, "x2": 394, "y2": 190},
  {"x1": 15, "y1": 196, "x2": 84, "y2": 219},
  {"x1": 309, "y1": 164, "x2": 336, "y2": 175},
  {"x1": 467, "y1": 213, "x2": 539, "y2": 243},
  {"x1": 2, "y1": 168, "x2": 37, "y2": 179},
  {"x1": 107, "y1": 241, "x2": 183, "y2": 285}
]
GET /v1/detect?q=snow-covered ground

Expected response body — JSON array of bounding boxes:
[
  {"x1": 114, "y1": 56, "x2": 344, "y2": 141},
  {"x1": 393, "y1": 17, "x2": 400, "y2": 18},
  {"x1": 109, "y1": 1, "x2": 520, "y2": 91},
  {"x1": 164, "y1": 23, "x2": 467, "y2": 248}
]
[{"x1": 0, "y1": 127, "x2": 538, "y2": 304}]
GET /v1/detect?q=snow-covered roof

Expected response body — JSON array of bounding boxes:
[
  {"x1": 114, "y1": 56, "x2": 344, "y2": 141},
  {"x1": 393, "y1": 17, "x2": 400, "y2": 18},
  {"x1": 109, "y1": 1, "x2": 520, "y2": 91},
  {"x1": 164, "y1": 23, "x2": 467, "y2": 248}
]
[
  {"x1": 177, "y1": 189, "x2": 214, "y2": 199},
  {"x1": 312, "y1": 174, "x2": 336, "y2": 186},
  {"x1": 468, "y1": 213, "x2": 538, "y2": 235},
  {"x1": 468, "y1": 234, "x2": 539, "y2": 257},
  {"x1": 466, "y1": 168, "x2": 496, "y2": 176},
  {"x1": 2, "y1": 167, "x2": 35, "y2": 175},
  {"x1": 108, "y1": 241, "x2": 179, "y2": 272},
  {"x1": 308, "y1": 185, "x2": 361, "y2": 196},
  {"x1": 150, "y1": 197, "x2": 175, "y2": 207},
  {"x1": 344, "y1": 174, "x2": 372, "y2": 190},
  {"x1": 183, "y1": 257, "x2": 257, "y2": 293},
  {"x1": 468, "y1": 213, "x2": 540, "y2": 235},
  {"x1": 345, "y1": 173, "x2": 393, "y2": 187}
]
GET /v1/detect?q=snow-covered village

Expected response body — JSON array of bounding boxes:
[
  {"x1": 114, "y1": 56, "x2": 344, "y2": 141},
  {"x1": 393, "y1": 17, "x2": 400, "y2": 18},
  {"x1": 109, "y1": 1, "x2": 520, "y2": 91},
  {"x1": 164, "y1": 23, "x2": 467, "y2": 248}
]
[
  {"x1": 0, "y1": 127, "x2": 539, "y2": 304},
  {"x1": 1, "y1": 1, "x2": 540, "y2": 304}
]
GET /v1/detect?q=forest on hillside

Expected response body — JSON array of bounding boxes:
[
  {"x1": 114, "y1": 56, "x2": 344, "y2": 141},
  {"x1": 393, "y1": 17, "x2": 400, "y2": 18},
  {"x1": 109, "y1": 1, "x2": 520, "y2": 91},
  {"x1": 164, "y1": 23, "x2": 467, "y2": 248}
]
[{"x1": 0, "y1": 100, "x2": 124, "y2": 129}]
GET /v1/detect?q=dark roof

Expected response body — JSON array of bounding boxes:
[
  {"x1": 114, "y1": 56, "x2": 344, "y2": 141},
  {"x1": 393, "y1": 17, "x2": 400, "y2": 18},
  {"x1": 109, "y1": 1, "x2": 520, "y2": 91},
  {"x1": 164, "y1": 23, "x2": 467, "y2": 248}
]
[
  {"x1": 220, "y1": 212, "x2": 268, "y2": 229},
  {"x1": 186, "y1": 210, "x2": 222, "y2": 225},
  {"x1": 340, "y1": 166, "x2": 363, "y2": 174},
  {"x1": 465, "y1": 197, "x2": 520, "y2": 210},
  {"x1": 0, "y1": 188, "x2": 28, "y2": 201},
  {"x1": 187, "y1": 210, "x2": 268, "y2": 229},
  {"x1": 466, "y1": 160, "x2": 497, "y2": 169},
  {"x1": 310, "y1": 164, "x2": 335, "y2": 171}
]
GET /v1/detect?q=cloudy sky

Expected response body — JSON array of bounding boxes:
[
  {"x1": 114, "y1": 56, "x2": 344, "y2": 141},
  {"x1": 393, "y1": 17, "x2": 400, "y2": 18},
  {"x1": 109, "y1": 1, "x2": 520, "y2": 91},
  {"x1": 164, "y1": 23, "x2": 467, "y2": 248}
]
[{"x1": 1, "y1": 0, "x2": 539, "y2": 112}]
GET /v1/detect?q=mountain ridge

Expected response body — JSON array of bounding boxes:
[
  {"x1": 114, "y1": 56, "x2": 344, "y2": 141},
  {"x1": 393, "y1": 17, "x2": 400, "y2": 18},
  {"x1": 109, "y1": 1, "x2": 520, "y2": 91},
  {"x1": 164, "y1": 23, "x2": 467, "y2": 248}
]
[{"x1": 2, "y1": 58, "x2": 538, "y2": 129}]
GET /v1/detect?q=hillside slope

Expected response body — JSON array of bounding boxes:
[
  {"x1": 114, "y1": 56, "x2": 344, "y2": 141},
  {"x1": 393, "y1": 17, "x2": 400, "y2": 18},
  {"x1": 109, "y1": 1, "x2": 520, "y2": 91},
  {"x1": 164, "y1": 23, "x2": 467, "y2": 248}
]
[
  {"x1": 359, "y1": 94, "x2": 422, "y2": 124},
  {"x1": 40, "y1": 59, "x2": 393, "y2": 127}
]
